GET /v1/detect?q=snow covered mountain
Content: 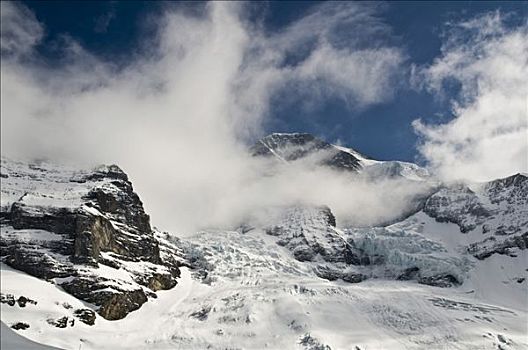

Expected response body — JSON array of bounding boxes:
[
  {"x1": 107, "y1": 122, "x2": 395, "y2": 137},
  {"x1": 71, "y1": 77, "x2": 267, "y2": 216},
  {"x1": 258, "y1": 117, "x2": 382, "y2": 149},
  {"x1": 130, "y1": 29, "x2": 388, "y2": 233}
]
[
  {"x1": 0, "y1": 159, "x2": 184, "y2": 322},
  {"x1": 1, "y1": 135, "x2": 527, "y2": 350},
  {"x1": 250, "y1": 133, "x2": 430, "y2": 181},
  {"x1": 250, "y1": 133, "x2": 362, "y2": 172}
]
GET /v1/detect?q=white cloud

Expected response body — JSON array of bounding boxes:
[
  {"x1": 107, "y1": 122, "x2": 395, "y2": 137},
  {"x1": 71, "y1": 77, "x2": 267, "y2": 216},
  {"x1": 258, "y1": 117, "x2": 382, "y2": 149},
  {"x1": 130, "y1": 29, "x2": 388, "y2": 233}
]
[
  {"x1": 1, "y1": 2, "x2": 410, "y2": 234},
  {"x1": 0, "y1": 1, "x2": 43, "y2": 57},
  {"x1": 232, "y1": 2, "x2": 404, "y2": 127},
  {"x1": 413, "y1": 12, "x2": 528, "y2": 182}
]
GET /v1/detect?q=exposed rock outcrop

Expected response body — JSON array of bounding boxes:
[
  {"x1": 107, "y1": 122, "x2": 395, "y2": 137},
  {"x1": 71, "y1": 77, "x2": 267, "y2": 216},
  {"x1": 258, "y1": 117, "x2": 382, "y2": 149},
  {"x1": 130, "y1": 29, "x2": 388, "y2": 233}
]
[
  {"x1": 423, "y1": 184, "x2": 491, "y2": 233},
  {"x1": 73, "y1": 308, "x2": 96, "y2": 325},
  {"x1": 264, "y1": 206, "x2": 363, "y2": 266},
  {"x1": 261, "y1": 205, "x2": 466, "y2": 287},
  {"x1": 0, "y1": 159, "x2": 183, "y2": 320},
  {"x1": 11, "y1": 322, "x2": 30, "y2": 330},
  {"x1": 468, "y1": 233, "x2": 528, "y2": 260},
  {"x1": 423, "y1": 173, "x2": 528, "y2": 259}
]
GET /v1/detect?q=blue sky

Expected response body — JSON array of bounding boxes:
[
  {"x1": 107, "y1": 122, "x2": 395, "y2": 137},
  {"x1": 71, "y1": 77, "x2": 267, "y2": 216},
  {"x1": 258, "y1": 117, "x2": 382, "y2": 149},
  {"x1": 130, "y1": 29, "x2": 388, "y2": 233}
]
[
  {"x1": 2, "y1": 0, "x2": 526, "y2": 183},
  {"x1": 1, "y1": 1, "x2": 526, "y2": 232},
  {"x1": 17, "y1": 1, "x2": 526, "y2": 162}
]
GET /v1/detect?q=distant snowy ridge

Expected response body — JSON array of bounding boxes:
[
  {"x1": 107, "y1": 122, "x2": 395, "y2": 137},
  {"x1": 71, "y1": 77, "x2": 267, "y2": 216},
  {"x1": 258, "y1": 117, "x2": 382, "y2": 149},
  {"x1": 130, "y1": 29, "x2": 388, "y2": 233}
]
[{"x1": 252, "y1": 133, "x2": 431, "y2": 181}]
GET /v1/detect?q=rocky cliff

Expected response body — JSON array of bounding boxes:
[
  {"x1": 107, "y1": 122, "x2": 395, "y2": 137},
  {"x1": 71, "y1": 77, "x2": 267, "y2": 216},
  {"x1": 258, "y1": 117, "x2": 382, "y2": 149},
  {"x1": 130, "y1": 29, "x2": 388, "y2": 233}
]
[
  {"x1": 423, "y1": 173, "x2": 528, "y2": 260},
  {"x1": 0, "y1": 159, "x2": 183, "y2": 321}
]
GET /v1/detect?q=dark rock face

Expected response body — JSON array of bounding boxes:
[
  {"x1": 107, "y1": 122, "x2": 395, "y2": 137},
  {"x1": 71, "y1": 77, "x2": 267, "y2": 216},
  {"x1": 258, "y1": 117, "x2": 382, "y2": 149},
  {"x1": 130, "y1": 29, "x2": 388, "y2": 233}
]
[
  {"x1": 263, "y1": 206, "x2": 371, "y2": 283},
  {"x1": 72, "y1": 211, "x2": 160, "y2": 266},
  {"x1": 97, "y1": 290, "x2": 148, "y2": 321},
  {"x1": 59, "y1": 276, "x2": 149, "y2": 320},
  {"x1": 251, "y1": 133, "x2": 361, "y2": 172},
  {"x1": 418, "y1": 274, "x2": 460, "y2": 288},
  {"x1": 468, "y1": 233, "x2": 528, "y2": 260},
  {"x1": 485, "y1": 173, "x2": 528, "y2": 203},
  {"x1": 265, "y1": 206, "x2": 363, "y2": 266},
  {"x1": 423, "y1": 174, "x2": 528, "y2": 260},
  {"x1": 0, "y1": 159, "x2": 183, "y2": 320},
  {"x1": 1, "y1": 242, "x2": 76, "y2": 280},
  {"x1": 10, "y1": 203, "x2": 78, "y2": 235},
  {"x1": 423, "y1": 185, "x2": 491, "y2": 233},
  {"x1": 397, "y1": 267, "x2": 420, "y2": 281}
]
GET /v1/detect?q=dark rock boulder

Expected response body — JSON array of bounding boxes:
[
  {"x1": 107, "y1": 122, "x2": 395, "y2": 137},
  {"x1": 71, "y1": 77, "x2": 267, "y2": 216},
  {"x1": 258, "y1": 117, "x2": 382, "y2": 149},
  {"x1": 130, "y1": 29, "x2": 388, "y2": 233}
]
[
  {"x1": 11, "y1": 322, "x2": 30, "y2": 330},
  {"x1": 137, "y1": 271, "x2": 179, "y2": 291},
  {"x1": 73, "y1": 309, "x2": 96, "y2": 326},
  {"x1": 397, "y1": 266, "x2": 420, "y2": 281},
  {"x1": 1, "y1": 293, "x2": 16, "y2": 306},
  {"x1": 16, "y1": 296, "x2": 37, "y2": 307},
  {"x1": 298, "y1": 333, "x2": 332, "y2": 350},
  {"x1": 341, "y1": 271, "x2": 367, "y2": 283},
  {"x1": 47, "y1": 316, "x2": 75, "y2": 328}
]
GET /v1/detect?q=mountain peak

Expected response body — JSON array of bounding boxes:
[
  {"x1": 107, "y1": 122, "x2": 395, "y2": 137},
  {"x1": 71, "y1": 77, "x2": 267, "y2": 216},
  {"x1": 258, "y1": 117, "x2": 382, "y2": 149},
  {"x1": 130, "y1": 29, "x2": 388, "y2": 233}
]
[{"x1": 250, "y1": 132, "x2": 362, "y2": 171}]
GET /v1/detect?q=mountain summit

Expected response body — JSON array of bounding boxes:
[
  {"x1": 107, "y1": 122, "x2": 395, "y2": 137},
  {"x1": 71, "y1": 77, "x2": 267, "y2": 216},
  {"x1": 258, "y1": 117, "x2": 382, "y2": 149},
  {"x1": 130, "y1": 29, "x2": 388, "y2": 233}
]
[
  {"x1": 251, "y1": 132, "x2": 430, "y2": 181},
  {"x1": 250, "y1": 133, "x2": 363, "y2": 172}
]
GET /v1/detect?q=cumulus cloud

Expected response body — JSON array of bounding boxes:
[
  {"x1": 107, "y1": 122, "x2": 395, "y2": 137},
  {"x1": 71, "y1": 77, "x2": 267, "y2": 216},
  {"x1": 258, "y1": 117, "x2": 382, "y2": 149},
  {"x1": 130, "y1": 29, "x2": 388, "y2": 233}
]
[
  {"x1": 413, "y1": 12, "x2": 528, "y2": 182},
  {"x1": 1, "y1": 1, "x2": 412, "y2": 234}
]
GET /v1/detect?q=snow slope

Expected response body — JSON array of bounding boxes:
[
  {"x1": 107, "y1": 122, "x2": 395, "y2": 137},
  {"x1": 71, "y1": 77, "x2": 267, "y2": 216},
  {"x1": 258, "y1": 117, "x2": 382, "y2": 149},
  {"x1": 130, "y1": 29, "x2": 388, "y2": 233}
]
[
  {"x1": 1, "y1": 322, "x2": 63, "y2": 350},
  {"x1": 1, "y1": 154, "x2": 527, "y2": 349},
  {"x1": 2, "y1": 226, "x2": 527, "y2": 349}
]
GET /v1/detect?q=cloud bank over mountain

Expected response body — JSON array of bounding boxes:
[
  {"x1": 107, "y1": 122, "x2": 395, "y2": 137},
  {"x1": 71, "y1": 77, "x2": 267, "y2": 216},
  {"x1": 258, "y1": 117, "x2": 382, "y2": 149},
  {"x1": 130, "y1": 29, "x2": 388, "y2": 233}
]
[{"x1": 0, "y1": 2, "x2": 410, "y2": 233}]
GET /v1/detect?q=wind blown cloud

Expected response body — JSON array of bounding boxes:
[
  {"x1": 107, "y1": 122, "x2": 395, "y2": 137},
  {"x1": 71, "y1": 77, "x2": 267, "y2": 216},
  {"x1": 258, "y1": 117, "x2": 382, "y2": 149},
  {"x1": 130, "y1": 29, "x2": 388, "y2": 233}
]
[
  {"x1": 413, "y1": 12, "x2": 528, "y2": 182},
  {"x1": 234, "y1": 2, "x2": 404, "y2": 125},
  {"x1": 1, "y1": 2, "x2": 411, "y2": 233},
  {"x1": 0, "y1": 1, "x2": 43, "y2": 57}
]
